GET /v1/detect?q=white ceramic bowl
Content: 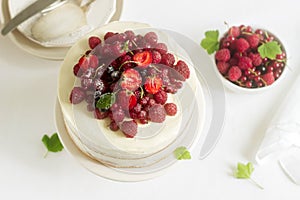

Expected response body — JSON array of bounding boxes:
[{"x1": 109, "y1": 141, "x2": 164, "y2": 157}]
[{"x1": 213, "y1": 26, "x2": 287, "y2": 94}]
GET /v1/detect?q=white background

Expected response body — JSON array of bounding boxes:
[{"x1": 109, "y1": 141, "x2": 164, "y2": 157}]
[{"x1": 1, "y1": 0, "x2": 300, "y2": 199}]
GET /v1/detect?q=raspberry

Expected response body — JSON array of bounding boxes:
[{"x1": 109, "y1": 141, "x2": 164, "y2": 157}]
[
  {"x1": 262, "y1": 72, "x2": 275, "y2": 85},
  {"x1": 148, "y1": 98, "x2": 156, "y2": 106},
  {"x1": 70, "y1": 87, "x2": 85, "y2": 104},
  {"x1": 109, "y1": 121, "x2": 119, "y2": 131},
  {"x1": 215, "y1": 48, "x2": 231, "y2": 62},
  {"x1": 229, "y1": 57, "x2": 238, "y2": 66},
  {"x1": 104, "y1": 32, "x2": 116, "y2": 40},
  {"x1": 121, "y1": 120, "x2": 138, "y2": 138},
  {"x1": 173, "y1": 60, "x2": 190, "y2": 80},
  {"x1": 228, "y1": 66, "x2": 242, "y2": 81},
  {"x1": 112, "y1": 109, "x2": 125, "y2": 122},
  {"x1": 174, "y1": 81, "x2": 183, "y2": 89},
  {"x1": 160, "y1": 53, "x2": 175, "y2": 67},
  {"x1": 155, "y1": 43, "x2": 168, "y2": 55},
  {"x1": 246, "y1": 34, "x2": 260, "y2": 48},
  {"x1": 151, "y1": 50, "x2": 162, "y2": 64},
  {"x1": 235, "y1": 38, "x2": 250, "y2": 52},
  {"x1": 144, "y1": 32, "x2": 158, "y2": 45},
  {"x1": 164, "y1": 103, "x2": 177, "y2": 116},
  {"x1": 94, "y1": 109, "x2": 108, "y2": 119},
  {"x1": 110, "y1": 103, "x2": 119, "y2": 111},
  {"x1": 88, "y1": 36, "x2": 101, "y2": 49},
  {"x1": 124, "y1": 30, "x2": 135, "y2": 40},
  {"x1": 216, "y1": 61, "x2": 229, "y2": 75},
  {"x1": 73, "y1": 64, "x2": 82, "y2": 77},
  {"x1": 228, "y1": 26, "x2": 240, "y2": 37},
  {"x1": 148, "y1": 104, "x2": 166, "y2": 123},
  {"x1": 238, "y1": 56, "x2": 253, "y2": 70},
  {"x1": 139, "y1": 96, "x2": 149, "y2": 106},
  {"x1": 132, "y1": 103, "x2": 142, "y2": 113},
  {"x1": 139, "y1": 119, "x2": 148, "y2": 124},
  {"x1": 137, "y1": 110, "x2": 147, "y2": 120},
  {"x1": 153, "y1": 90, "x2": 168, "y2": 104},
  {"x1": 248, "y1": 53, "x2": 262, "y2": 67}
]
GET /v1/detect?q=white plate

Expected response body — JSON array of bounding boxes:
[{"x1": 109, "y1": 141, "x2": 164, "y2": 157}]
[
  {"x1": 54, "y1": 25, "x2": 226, "y2": 181},
  {"x1": 0, "y1": 0, "x2": 123, "y2": 60}
]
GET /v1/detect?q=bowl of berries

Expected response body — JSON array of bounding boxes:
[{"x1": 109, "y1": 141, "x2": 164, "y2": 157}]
[
  {"x1": 57, "y1": 21, "x2": 205, "y2": 173},
  {"x1": 201, "y1": 24, "x2": 287, "y2": 93}
]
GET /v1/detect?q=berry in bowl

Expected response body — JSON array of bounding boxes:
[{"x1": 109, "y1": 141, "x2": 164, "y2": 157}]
[
  {"x1": 57, "y1": 22, "x2": 205, "y2": 171},
  {"x1": 201, "y1": 24, "x2": 287, "y2": 92}
]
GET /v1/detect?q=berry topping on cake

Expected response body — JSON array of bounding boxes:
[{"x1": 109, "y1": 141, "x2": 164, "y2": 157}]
[{"x1": 70, "y1": 30, "x2": 191, "y2": 137}]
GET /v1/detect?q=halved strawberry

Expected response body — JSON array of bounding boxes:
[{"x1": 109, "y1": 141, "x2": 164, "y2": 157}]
[
  {"x1": 120, "y1": 69, "x2": 142, "y2": 91},
  {"x1": 133, "y1": 51, "x2": 152, "y2": 68},
  {"x1": 117, "y1": 90, "x2": 137, "y2": 110},
  {"x1": 78, "y1": 54, "x2": 99, "y2": 71},
  {"x1": 144, "y1": 76, "x2": 163, "y2": 94}
]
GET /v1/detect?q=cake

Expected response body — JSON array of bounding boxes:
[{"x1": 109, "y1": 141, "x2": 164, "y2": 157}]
[{"x1": 57, "y1": 21, "x2": 205, "y2": 168}]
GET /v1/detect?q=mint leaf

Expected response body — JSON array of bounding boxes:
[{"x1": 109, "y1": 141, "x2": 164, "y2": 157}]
[
  {"x1": 174, "y1": 146, "x2": 191, "y2": 160},
  {"x1": 42, "y1": 133, "x2": 64, "y2": 157},
  {"x1": 258, "y1": 41, "x2": 282, "y2": 59},
  {"x1": 200, "y1": 30, "x2": 220, "y2": 54},
  {"x1": 234, "y1": 162, "x2": 254, "y2": 179},
  {"x1": 233, "y1": 162, "x2": 264, "y2": 189},
  {"x1": 96, "y1": 93, "x2": 115, "y2": 110}
]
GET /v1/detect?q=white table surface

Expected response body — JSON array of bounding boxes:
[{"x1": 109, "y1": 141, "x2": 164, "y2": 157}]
[{"x1": 1, "y1": 0, "x2": 300, "y2": 199}]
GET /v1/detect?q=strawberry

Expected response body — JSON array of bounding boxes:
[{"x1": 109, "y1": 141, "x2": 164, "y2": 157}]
[
  {"x1": 144, "y1": 76, "x2": 163, "y2": 94},
  {"x1": 120, "y1": 69, "x2": 142, "y2": 91},
  {"x1": 88, "y1": 54, "x2": 99, "y2": 69},
  {"x1": 117, "y1": 90, "x2": 137, "y2": 110},
  {"x1": 78, "y1": 54, "x2": 99, "y2": 71},
  {"x1": 78, "y1": 55, "x2": 89, "y2": 70},
  {"x1": 133, "y1": 51, "x2": 152, "y2": 68}
]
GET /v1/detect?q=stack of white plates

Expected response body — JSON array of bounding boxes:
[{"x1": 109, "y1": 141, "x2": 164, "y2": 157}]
[{"x1": 0, "y1": 0, "x2": 123, "y2": 60}]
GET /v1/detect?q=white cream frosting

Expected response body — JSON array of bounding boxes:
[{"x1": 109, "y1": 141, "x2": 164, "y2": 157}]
[{"x1": 58, "y1": 21, "x2": 205, "y2": 167}]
